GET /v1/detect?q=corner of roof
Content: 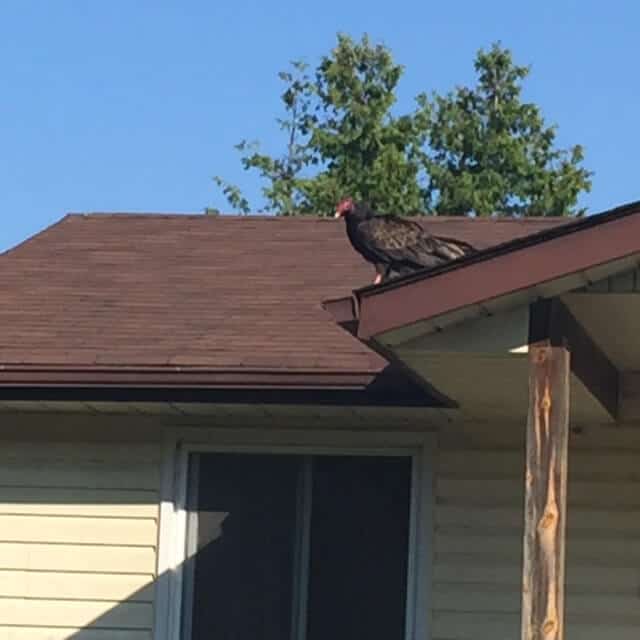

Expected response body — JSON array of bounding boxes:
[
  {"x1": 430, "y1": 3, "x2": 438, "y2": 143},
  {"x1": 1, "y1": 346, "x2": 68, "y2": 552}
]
[
  {"x1": 0, "y1": 213, "x2": 77, "y2": 258},
  {"x1": 64, "y1": 211, "x2": 92, "y2": 218}
]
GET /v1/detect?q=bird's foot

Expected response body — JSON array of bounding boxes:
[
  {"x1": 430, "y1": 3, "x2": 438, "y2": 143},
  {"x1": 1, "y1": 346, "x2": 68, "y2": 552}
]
[{"x1": 373, "y1": 273, "x2": 383, "y2": 285}]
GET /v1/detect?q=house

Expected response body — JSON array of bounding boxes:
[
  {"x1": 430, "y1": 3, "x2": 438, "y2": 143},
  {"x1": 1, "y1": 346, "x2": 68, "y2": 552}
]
[{"x1": 0, "y1": 205, "x2": 638, "y2": 640}]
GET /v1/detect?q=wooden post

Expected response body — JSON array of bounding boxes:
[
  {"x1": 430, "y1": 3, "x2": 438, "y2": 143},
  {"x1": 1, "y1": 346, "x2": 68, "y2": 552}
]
[{"x1": 521, "y1": 343, "x2": 570, "y2": 640}]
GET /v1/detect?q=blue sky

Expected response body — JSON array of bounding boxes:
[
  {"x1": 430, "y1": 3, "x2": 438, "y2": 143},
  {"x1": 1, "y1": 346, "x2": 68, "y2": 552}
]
[{"x1": 1, "y1": 1, "x2": 638, "y2": 251}]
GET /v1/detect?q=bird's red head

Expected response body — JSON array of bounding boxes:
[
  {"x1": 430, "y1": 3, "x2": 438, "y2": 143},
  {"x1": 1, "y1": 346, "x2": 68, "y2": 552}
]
[{"x1": 334, "y1": 197, "x2": 355, "y2": 218}]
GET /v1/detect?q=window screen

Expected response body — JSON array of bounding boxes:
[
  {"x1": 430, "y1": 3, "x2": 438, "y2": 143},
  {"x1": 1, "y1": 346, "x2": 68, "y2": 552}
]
[{"x1": 183, "y1": 452, "x2": 412, "y2": 640}]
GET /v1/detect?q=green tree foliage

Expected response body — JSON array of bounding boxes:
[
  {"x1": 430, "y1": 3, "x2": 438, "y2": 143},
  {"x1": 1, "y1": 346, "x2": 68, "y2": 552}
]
[
  {"x1": 213, "y1": 36, "x2": 591, "y2": 217},
  {"x1": 421, "y1": 45, "x2": 591, "y2": 216}
]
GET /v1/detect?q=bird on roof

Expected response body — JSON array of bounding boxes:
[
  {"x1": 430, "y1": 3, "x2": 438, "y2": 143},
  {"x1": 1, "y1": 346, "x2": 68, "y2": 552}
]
[{"x1": 335, "y1": 197, "x2": 476, "y2": 285}]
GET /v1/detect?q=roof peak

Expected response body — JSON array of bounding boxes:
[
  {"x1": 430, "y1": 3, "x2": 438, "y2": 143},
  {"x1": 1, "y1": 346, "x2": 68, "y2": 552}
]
[{"x1": 66, "y1": 212, "x2": 569, "y2": 223}]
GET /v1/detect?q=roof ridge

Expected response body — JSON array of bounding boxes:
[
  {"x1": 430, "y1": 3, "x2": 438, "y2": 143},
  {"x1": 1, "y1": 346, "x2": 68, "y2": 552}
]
[{"x1": 66, "y1": 212, "x2": 570, "y2": 223}]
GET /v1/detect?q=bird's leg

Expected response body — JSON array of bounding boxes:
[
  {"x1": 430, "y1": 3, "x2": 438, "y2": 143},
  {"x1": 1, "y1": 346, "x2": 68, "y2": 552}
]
[{"x1": 373, "y1": 264, "x2": 386, "y2": 285}]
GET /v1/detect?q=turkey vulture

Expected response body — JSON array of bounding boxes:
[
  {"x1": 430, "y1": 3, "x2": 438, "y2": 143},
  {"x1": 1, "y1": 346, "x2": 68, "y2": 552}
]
[{"x1": 335, "y1": 198, "x2": 476, "y2": 285}]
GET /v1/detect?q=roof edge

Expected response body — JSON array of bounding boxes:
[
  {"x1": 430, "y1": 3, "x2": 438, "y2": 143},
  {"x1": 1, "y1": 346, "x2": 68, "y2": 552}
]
[
  {"x1": 0, "y1": 364, "x2": 442, "y2": 408},
  {"x1": 0, "y1": 366, "x2": 378, "y2": 389},
  {"x1": 0, "y1": 214, "x2": 74, "y2": 258}
]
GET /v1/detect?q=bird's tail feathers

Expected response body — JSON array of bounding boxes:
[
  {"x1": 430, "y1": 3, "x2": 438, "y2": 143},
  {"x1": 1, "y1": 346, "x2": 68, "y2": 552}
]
[{"x1": 432, "y1": 235, "x2": 476, "y2": 258}]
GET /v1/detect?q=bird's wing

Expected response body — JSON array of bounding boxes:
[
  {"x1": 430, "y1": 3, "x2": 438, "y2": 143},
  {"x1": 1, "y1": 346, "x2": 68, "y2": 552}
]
[
  {"x1": 428, "y1": 235, "x2": 476, "y2": 261},
  {"x1": 359, "y1": 216, "x2": 426, "y2": 260},
  {"x1": 359, "y1": 216, "x2": 474, "y2": 269}
]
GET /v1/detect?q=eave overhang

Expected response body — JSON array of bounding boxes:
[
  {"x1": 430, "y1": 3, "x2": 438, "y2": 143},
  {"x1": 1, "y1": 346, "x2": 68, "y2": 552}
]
[{"x1": 0, "y1": 363, "x2": 440, "y2": 408}]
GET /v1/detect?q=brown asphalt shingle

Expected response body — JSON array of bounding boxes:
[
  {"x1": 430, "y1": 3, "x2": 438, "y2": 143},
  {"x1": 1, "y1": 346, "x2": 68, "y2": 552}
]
[{"x1": 0, "y1": 213, "x2": 571, "y2": 376}]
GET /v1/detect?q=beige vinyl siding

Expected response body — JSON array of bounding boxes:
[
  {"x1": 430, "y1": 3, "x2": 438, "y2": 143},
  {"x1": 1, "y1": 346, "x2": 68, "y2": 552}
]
[
  {"x1": 0, "y1": 441, "x2": 161, "y2": 640},
  {"x1": 1, "y1": 407, "x2": 638, "y2": 640},
  {"x1": 434, "y1": 424, "x2": 640, "y2": 640}
]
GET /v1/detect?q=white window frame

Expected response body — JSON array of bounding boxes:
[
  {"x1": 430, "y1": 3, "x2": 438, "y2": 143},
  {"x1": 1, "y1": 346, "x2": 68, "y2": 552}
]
[{"x1": 154, "y1": 427, "x2": 435, "y2": 640}]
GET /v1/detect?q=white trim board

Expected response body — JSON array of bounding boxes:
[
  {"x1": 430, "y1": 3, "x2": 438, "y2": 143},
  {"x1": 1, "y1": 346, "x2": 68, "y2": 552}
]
[{"x1": 154, "y1": 427, "x2": 436, "y2": 640}]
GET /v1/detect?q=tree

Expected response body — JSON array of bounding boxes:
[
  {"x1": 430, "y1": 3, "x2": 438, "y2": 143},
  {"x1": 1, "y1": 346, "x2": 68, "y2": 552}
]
[
  {"x1": 213, "y1": 35, "x2": 427, "y2": 215},
  {"x1": 421, "y1": 44, "x2": 591, "y2": 216},
  {"x1": 212, "y1": 36, "x2": 591, "y2": 217}
]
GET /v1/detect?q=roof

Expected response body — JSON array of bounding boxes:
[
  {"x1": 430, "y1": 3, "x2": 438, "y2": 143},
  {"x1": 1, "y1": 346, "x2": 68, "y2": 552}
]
[
  {"x1": 355, "y1": 200, "x2": 640, "y2": 340},
  {"x1": 0, "y1": 212, "x2": 570, "y2": 388}
]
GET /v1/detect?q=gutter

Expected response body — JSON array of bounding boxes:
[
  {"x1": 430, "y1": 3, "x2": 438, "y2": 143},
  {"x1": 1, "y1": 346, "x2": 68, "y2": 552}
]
[
  {"x1": 0, "y1": 365, "x2": 377, "y2": 390},
  {"x1": 0, "y1": 363, "x2": 440, "y2": 407},
  {"x1": 321, "y1": 296, "x2": 359, "y2": 336}
]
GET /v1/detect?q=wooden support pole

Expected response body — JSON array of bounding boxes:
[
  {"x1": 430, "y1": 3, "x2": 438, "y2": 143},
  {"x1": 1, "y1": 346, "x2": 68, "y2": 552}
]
[
  {"x1": 529, "y1": 299, "x2": 618, "y2": 420},
  {"x1": 521, "y1": 344, "x2": 570, "y2": 640}
]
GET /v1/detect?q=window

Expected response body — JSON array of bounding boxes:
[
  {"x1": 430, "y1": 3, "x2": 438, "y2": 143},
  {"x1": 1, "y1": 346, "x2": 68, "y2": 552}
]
[{"x1": 178, "y1": 451, "x2": 417, "y2": 640}]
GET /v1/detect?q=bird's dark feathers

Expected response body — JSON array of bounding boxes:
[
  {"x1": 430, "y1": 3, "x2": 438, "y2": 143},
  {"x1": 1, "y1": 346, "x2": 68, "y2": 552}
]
[{"x1": 342, "y1": 202, "x2": 475, "y2": 282}]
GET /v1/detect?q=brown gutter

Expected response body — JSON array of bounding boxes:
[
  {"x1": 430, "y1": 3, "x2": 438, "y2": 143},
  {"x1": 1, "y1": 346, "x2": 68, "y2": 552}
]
[
  {"x1": 0, "y1": 366, "x2": 376, "y2": 389},
  {"x1": 356, "y1": 200, "x2": 640, "y2": 339},
  {"x1": 322, "y1": 296, "x2": 359, "y2": 336}
]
